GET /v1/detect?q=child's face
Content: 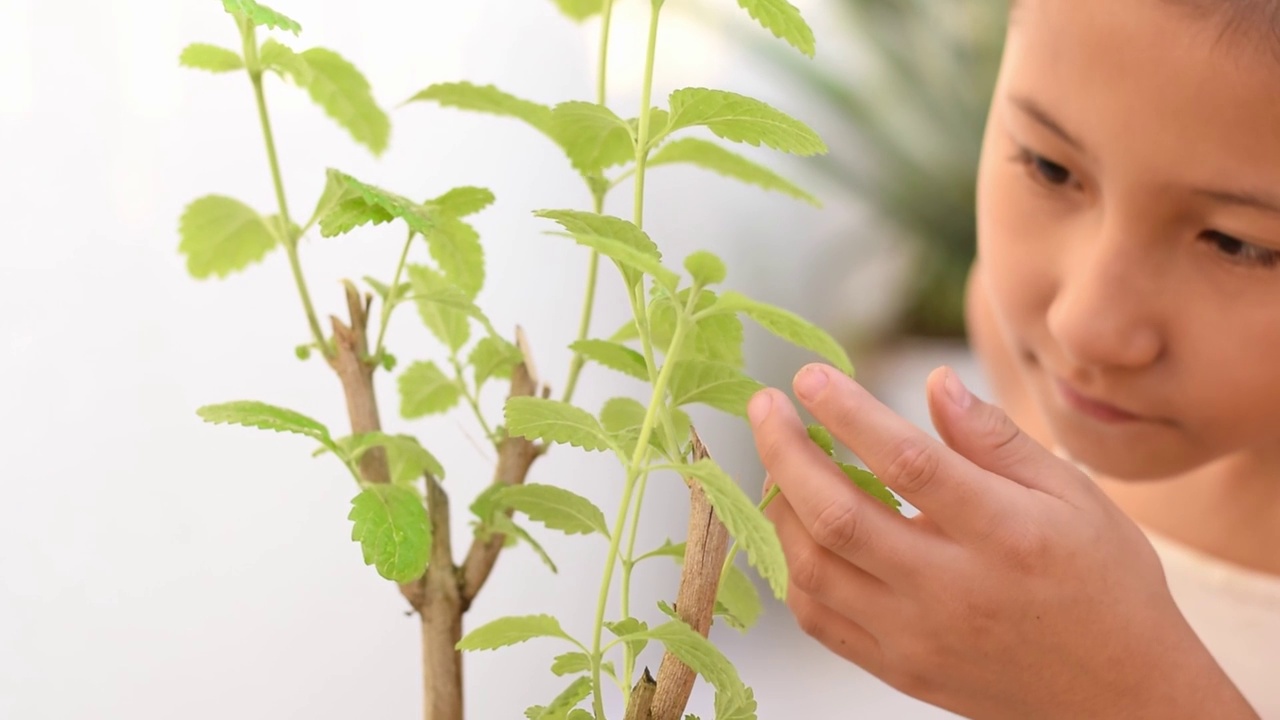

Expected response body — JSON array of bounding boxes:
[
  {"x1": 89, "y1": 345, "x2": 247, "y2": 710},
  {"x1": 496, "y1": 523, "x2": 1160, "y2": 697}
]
[{"x1": 976, "y1": 0, "x2": 1280, "y2": 480}]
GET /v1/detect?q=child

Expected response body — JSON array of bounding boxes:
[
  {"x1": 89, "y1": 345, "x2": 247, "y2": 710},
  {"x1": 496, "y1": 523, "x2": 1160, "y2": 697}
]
[{"x1": 747, "y1": 0, "x2": 1280, "y2": 717}]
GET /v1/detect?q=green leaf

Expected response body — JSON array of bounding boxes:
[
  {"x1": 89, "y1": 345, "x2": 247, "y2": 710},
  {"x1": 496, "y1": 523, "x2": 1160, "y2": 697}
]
[
  {"x1": 178, "y1": 195, "x2": 280, "y2": 279},
  {"x1": 535, "y1": 210, "x2": 660, "y2": 258},
  {"x1": 364, "y1": 275, "x2": 409, "y2": 303},
  {"x1": 599, "y1": 397, "x2": 648, "y2": 435},
  {"x1": 667, "y1": 88, "x2": 826, "y2": 156},
  {"x1": 308, "y1": 168, "x2": 362, "y2": 231},
  {"x1": 488, "y1": 514, "x2": 558, "y2": 573},
  {"x1": 319, "y1": 197, "x2": 393, "y2": 237},
  {"x1": 675, "y1": 459, "x2": 787, "y2": 599},
  {"x1": 456, "y1": 614, "x2": 574, "y2": 651},
  {"x1": 258, "y1": 38, "x2": 310, "y2": 84},
  {"x1": 428, "y1": 186, "x2": 496, "y2": 218},
  {"x1": 716, "y1": 565, "x2": 763, "y2": 632},
  {"x1": 297, "y1": 47, "x2": 390, "y2": 156},
  {"x1": 604, "y1": 618, "x2": 648, "y2": 658},
  {"x1": 399, "y1": 361, "x2": 461, "y2": 418},
  {"x1": 197, "y1": 400, "x2": 332, "y2": 447},
  {"x1": 547, "y1": 101, "x2": 634, "y2": 174},
  {"x1": 569, "y1": 340, "x2": 648, "y2": 381},
  {"x1": 651, "y1": 290, "x2": 745, "y2": 367},
  {"x1": 567, "y1": 711, "x2": 595, "y2": 720},
  {"x1": 425, "y1": 216, "x2": 485, "y2": 298},
  {"x1": 735, "y1": 0, "x2": 815, "y2": 57},
  {"x1": 807, "y1": 424, "x2": 835, "y2": 456},
  {"x1": 839, "y1": 463, "x2": 903, "y2": 512},
  {"x1": 348, "y1": 484, "x2": 431, "y2": 583},
  {"x1": 668, "y1": 360, "x2": 763, "y2": 418},
  {"x1": 639, "y1": 539, "x2": 687, "y2": 563},
  {"x1": 550, "y1": 652, "x2": 592, "y2": 677},
  {"x1": 624, "y1": 619, "x2": 750, "y2": 712},
  {"x1": 406, "y1": 265, "x2": 472, "y2": 352},
  {"x1": 711, "y1": 291, "x2": 853, "y2": 375},
  {"x1": 649, "y1": 138, "x2": 819, "y2": 206},
  {"x1": 179, "y1": 43, "x2": 243, "y2": 73},
  {"x1": 406, "y1": 82, "x2": 553, "y2": 136},
  {"x1": 716, "y1": 686, "x2": 759, "y2": 720},
  {"x1": 547, "y1": 231, "x2": 679, "y2": 290},
  {"x1": 505, "y1": 398, "x2": 614, "y2": 453},
  {"x1": 221, "y1": 0, "x2": 300, "y2": 34},
  {"x1": 684, "y1": 250, "x2": 727, "y2": 286},
  {"x1": 323, "y1": 170, "x2": 436, "y2": 236},
  {"x1": 470, "y1": 336, "x2": 523, "y2": 388},
  {"x1": 336, "y1": 432, "x2": 446, "y2": 483},
  {"x1": 549, "y1": 0, "x2": 604, "y2": 22},
  {"x1": 532, "y1": 676, "x2": 593, "y2": 719},
  {"x1": 493, "y1": 484, "x2": 609, "y2": 537}
]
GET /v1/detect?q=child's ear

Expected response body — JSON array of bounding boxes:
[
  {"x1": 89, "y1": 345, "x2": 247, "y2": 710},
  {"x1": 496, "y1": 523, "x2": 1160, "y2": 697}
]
[{"x1": 962, "y1": 260, "x2": 1055, "y2": 449}]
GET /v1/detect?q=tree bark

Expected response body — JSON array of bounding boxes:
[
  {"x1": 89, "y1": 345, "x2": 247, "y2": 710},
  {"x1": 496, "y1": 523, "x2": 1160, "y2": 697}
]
[{"x1": 422, "y1": 474, "x2": 464, "y2": 720}]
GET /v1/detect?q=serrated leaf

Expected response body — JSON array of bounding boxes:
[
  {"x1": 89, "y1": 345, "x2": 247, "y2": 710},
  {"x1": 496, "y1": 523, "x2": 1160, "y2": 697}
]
[
  {"x1": 406, "y1": 265, "x2": 472, "y2": 351},
  {"x1": 348, "y1": 484, "x2": 430, "y2": 582},
  {"x1": 550, "y1": 652, "x2": 592, "y2": 677},
  {"x1": 604, "y1": 618, "x2": 648, "y2": 658},
  {"x1": 258, "y1": 38, "x2": 310, "y2": 84},
  {"x1": 570, "y1": 340, "x2": 648, "y2": 381},
  {"x1": 298, "y1": 47, "x2": 389, "y2": 155},
  {"x1": 470, "y1": 336, "x2": 522, "y2": 388},
  {"x1": 548, "y1": 101, "x2": 634, "y2": 174},
  {"x1": 716, "y1": 565, "x2": 763, "y2": 632},
  {"x1": 640, "y1": 539, "x2": 687, "y2": 562},
  {"x1": 622, "y1": 619, "x2": 750, "y2": 714},
  {"x1": 550, "y1": 0, "x2": 603, "y2": 21},
  {"x1": 599, "y1": 397, "x2": 648, "y2": 434},
  {"x1": 428, "y1": 186, "x2": 495, "y2": 218},
  {"x1": 609, "y1": 320, "x2": 641, "y2": 344},
  {"x1": 179, "y1": 43, "x2": 243, "y2": 73},
  {"x1": 684, "y1": 250, "x2": 727, "y2": 286},
  {"x1": 735, "y1": 0, "x2": 815, "y2": 57},
  {"x1": 650, "y1": 290, "x2": 745, "y2": 367},
  {"x1": 336, "y1": 431, "x2": 445, "y2": 483},
  {"x1": 456, "y1": 614, "x2": 574, "y2": 651},
  {"x1": 533, "y1": 676, "x2": 593, "y2": 720},
  {"x1": 425, "y1": 216, "x2": 484, "y2": 298},
  {"x1": 535, "y1": 210, "x2": 660, "y2": 258},
  {"x1": 489, "y1": 514, "x2": 558, "y2": 573},
  {"x1": 710, "y1": 291, "x2": 853, "y2": 375},
  {"x1": 493, "y1": 484, "x2": 609, "y2": 537},
  {"x1": 649, "y1": 138, "x2": 819, "y2": 206},
  {"x1": 364, "y1": 275, "x2": 408, "y2": 302},
  {"x1": 505, "y1": 398, "x2": 614, "y2": 453},
  {"x1": 179, "y1": 195, "x2": 280, "y2": 279},
  {"x1": 807, "y1": 424, "x2": 835, "y2": 456},
  {"x1": 632, "y1": 107, "x2": 670, "y2": 145},
  {"x1": 716, "y1": 685, "x2": 759, "y2": 720},
  {"x1": 308, "y1": 168, "x2": 362, "y2": 232},
  {"x1": 399, "y1": 361, "x2": 461, "y2": 418},
  {"x1": 568, "y1": 711, "x2": 595, "y2": 720},
  {"x1": 324, "y1": 170, "x2": 436, "y2": 236},
  {"x1": 547, "y1": 231, "x2": 679, "y2": 290},
  {"x1": 406, "y1": 82, "x2": 554, "y2": 136},
  {"x1": 197, "y1": 400, "x2": 331, "y2": 448},
  {"x1": 839, "y1": 463, "x2": 903, "y2": 512},
  {"x1": 221, "y1": 0, "x2": 300, "y2": 34},
  {"x1": 668, "y1": 360, "x2": 763, "y2": 418},
  {"x1": 675, "y1": 459, "x2": 787, "y2": 599},
  {"x1": 319, "y1": 197, "x2": 394, "y2": 237},
  {"x1": 667, "y1": 88, "x2": 825, "y2": 156}
]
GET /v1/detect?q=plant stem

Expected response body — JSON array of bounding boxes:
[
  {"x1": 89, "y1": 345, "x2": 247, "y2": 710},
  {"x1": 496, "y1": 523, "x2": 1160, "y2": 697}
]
[
  {"x1": 718, "y1": 484, "x2": 781, "y2": 588},
  {"x1": 591, "y1": 316, "x2": 690, "y2": 719},
  {"x1": 373, "y1": 228, "x2": 415, "y2": 361},
  {"x1": 631, "y1": 0, "x2": 663, "y2": 230},
  {"x1": 241, "y1": 24, "x2": 329, "y2": 359},
  {"x1": 451, "y1": 356, "x2": 498, "y2": 445}
]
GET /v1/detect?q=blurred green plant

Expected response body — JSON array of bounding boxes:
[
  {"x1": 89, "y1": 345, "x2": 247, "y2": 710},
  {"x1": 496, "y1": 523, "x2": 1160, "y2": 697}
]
[{"x1": 717, "y1": 0, "x2": 1007, "y2": 339}]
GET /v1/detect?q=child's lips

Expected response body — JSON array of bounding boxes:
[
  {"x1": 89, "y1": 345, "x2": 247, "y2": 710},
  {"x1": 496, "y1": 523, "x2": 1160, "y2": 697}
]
[{"x1": 1054, "y1": 379, "x2": 1145, "y2": 423}]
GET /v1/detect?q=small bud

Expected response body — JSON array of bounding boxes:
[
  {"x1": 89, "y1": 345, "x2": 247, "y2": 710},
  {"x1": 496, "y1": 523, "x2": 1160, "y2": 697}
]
[{"x1": 295, "y1": 344, "x2": 312, "y2": 361}]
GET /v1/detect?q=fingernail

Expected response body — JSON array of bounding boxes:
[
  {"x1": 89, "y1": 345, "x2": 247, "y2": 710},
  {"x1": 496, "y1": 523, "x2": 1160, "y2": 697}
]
[
  {"x1": 794, "y1": 365, "x2": 829, "y2": 400},
  {"x1": 944, "y1": 368, "x2": 972, "y2": 409},
  {"x1": 748, "y1": 390, "x2": 774, "y2": 425}
]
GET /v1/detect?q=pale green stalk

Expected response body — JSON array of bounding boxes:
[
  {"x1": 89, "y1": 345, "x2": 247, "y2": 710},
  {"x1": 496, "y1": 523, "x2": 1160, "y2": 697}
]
[
  {"x1": 240, "y1": 21, "x2": 328, "y2": 358},
  {"x1": 718, "y1": 484, "x2": 781, "y2": 588},
  {"x1": 450, "y1": 356, "x2": 498, "y2": 445},
  {"x1": 372, "y1": 228, "x2": 415, "y2": 361}
]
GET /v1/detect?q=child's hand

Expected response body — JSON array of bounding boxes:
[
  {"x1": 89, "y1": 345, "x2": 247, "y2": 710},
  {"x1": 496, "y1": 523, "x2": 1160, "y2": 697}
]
[{"x1": 747, "y1": 363, "x2": 1258, "y2": 720}]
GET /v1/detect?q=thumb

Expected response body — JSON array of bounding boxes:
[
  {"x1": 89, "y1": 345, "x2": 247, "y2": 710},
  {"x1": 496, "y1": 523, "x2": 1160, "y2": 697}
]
[{"x1": 926, "y1": 366, "x2": 1075, "y2": 496}]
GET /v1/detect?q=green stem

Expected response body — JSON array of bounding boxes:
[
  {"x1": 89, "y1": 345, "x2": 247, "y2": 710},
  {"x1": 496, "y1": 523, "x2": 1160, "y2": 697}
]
[
  {"x1": 618, "y1": 468, "x2": 648, "y2": 696},
  {"x1": 373, "y1": 228, "x2": 415, "y2": 361},
  {"x1": 631, "y1": 0, "x2": 662, "y2": 230},
  {"x1": 590, "y1": 316, "x2": 690, "y2": 720},
  {"x1": 242, "y1": 24, "x2": 328, "y2": 358},
  {"x1": 718, "y1": 484, "x2": 781, "y2": 588},
  {"x1": 451, "y1": 356, "x2": 498, "y2": 445}
]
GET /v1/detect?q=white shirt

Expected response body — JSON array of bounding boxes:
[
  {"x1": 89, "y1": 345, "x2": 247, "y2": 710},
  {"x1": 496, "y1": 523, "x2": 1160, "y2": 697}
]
[{"x1": 1143, "y1": 526, "x2": 1280, "y2": 718}]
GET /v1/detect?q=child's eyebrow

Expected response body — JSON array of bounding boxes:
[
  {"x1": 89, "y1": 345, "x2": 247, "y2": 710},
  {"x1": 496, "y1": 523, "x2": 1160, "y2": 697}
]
[
  {"x1": 1194, "y1": 187, "x2": 1280, "y2": 216},
  {"x1": 1009, "y1": 95, "x2": 1086, "y2": 153}
]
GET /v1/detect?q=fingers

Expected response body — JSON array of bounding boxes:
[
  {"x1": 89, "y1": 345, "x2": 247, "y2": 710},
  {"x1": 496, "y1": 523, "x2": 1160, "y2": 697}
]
[
  {"x1": 786, "y1": 364, "x2": 1020, "y2": 542},
  {"x1": 787, "y1": 583, "x2": 885, "y2": 678},
  {"x1": 925, "y1": 366, "x2": 1079, "y2": 499},
  {"x1": 749, "y1": 387, "x2": 921, "y2": 581}
]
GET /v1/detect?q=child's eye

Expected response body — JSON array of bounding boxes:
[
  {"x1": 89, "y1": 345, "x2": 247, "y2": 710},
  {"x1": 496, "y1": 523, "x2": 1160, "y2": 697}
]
[
  {"x1": 1201, "y1": 230, "x2": 1280, "y2": 269},
  {"x1": 1011, "y1": 147, "x2": 1074, "y2": 187}
]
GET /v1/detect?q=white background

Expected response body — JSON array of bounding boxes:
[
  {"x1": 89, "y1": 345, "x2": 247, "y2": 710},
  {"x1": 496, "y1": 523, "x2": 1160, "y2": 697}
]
[{"x1": 0, "y1": 1, "x2": 985, "y2": 717}]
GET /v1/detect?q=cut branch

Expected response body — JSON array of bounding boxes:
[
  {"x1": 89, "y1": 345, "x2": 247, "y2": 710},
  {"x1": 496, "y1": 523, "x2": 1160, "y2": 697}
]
[
  {"x1": 459, "y1": 326, "x2": 544, "y2": 609},
  {"x1": 422, "y1": 473, "x2": 463, "y2": 720},
  {"x1": 624, "y1": 667, "x2": 657, "y2": 720},
  {"x1": 649, "y1": 428, "x2": 730, "y2": 720}
]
